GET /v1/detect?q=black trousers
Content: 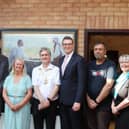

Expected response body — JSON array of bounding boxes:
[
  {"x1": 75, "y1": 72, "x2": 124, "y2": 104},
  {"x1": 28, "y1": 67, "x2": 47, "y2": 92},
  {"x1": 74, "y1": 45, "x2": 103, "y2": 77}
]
[
  {"x1": 60, "y1": 104, "x2": 84, "y2": 129},
  {"x1": 114, "y1": 96, "x2": 129, "y2": 129},
  {"x1": 86, "y1": 107, "x2": 111, "y2": 129},
  {"x1": 31, "y1": 98, "x2": 58, "y2": 129},
  {"x1": 0, "y1": 87, "x2": 4, "y2": 114}
]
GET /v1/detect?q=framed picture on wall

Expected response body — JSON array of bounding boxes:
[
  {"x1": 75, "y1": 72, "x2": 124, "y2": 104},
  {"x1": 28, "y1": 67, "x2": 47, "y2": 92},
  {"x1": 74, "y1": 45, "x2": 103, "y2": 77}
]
[{"x1": 1, "y1": 29, "x2": 78, "y2": 76}]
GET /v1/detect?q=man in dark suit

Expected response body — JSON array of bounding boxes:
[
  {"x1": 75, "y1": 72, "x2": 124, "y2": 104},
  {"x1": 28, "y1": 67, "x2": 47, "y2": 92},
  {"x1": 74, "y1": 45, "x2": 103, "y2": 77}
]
[
  {"x1": 59, "y1": 36, "x2": 86, "y2": 129},
  {"x1": 0, "y1": 49, "x2": 9, "y2": 116}
]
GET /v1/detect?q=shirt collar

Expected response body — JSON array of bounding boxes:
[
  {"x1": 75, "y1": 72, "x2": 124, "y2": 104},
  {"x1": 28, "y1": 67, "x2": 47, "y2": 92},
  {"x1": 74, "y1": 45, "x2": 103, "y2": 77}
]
[
  {"x1": 65, "y1": 51, "x2": 74, "y2": 58},
  {"x1": 38, "y1": 63, "x2": 54, "y2": 71}
]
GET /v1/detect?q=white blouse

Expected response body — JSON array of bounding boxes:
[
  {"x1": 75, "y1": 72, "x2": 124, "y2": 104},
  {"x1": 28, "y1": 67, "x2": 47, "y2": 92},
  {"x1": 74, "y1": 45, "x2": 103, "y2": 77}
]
[{"x1": 32, "y1": 64, "x2": 60, "y2": 100}]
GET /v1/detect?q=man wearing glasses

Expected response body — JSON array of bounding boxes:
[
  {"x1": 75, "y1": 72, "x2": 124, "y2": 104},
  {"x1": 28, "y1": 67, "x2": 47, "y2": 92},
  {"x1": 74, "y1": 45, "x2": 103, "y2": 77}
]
[{"x1": 59, "y1": 36, "x2": 86, "y2": 129}]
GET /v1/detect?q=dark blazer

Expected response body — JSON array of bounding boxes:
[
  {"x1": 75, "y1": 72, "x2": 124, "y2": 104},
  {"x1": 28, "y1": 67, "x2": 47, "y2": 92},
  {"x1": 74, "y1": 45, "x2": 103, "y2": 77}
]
[
  {"x1": 59, "y1": 53, "x2": 86, "y2": 106},
  {"x1": 0, "y1": 54, "x2": 9, "y2": 88}
]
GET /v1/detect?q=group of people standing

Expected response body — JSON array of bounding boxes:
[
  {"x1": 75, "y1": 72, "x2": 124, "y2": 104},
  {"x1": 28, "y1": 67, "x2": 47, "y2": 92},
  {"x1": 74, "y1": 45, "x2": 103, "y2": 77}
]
[{"x1": 0, "y1": 36, "x2": 129, "y2": 129}]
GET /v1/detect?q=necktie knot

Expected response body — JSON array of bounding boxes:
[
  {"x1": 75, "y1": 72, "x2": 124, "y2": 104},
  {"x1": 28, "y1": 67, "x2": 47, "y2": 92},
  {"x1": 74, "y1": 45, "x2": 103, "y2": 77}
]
[{"x1": 64, "y1": 55, "x2": 69, "y2": 60}]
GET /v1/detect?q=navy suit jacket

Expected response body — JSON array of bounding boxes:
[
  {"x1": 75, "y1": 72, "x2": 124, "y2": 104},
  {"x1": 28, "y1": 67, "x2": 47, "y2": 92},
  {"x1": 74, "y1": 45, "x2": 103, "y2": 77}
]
[{"x1": 59, "y1": 53, "x2": 86, "y2": 106}]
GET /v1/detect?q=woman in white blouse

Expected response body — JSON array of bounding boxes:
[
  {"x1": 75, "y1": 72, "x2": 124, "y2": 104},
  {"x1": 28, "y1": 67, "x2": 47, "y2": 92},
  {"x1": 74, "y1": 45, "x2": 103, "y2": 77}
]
[{"x1": 31, "y1": 47, "x2": 60, "y2": 129}]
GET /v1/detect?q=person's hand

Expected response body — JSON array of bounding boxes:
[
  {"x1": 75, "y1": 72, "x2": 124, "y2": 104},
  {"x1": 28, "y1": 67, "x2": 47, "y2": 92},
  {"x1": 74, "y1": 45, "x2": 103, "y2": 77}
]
[
  {"x1": 14, "y1": 104, "x2": 22, "y2": 111},
  {"x1": 10, "y1": 103, "x2": 22, "y2": 111},
  {"x1": 9, "y1": 104, "x2": 16, "y2": 111},
  {"x1": 111, "y1": 106, "x2": 119, "y2": 115},
  {"x1": 72, "y1": 102, "x2": 81, "y2": 111},
  {"x1": 87, "y1": 95, "x2": 98, "y2": 109},
  {"x1": 38, "y1": 99, "x2": 50, "y2": 110},
  {"x1": 111, "y1": 101, "x2": 119, "y2": 115}
]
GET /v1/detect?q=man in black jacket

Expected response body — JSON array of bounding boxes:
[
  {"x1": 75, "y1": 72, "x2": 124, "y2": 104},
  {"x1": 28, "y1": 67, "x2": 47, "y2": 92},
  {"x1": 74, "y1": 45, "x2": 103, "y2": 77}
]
[{"x1": 59, "y1": 36, "x2": 86, "y2": 129}]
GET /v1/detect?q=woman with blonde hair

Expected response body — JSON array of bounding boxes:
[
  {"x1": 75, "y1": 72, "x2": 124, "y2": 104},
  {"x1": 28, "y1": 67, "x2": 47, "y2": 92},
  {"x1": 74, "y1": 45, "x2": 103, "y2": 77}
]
[
  {"x1": 2, "y1": 58, "x2": 32, "y2": 129},
  {"x1": 111, "y1": 54, "x2": 129, "y2": 129}
]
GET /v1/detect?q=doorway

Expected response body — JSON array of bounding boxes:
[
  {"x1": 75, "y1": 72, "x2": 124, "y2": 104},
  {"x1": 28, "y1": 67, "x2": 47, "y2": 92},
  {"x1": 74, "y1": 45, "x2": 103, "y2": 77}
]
[{"x1": 84, "y1": 29, "x2": 129, "y2": 66}]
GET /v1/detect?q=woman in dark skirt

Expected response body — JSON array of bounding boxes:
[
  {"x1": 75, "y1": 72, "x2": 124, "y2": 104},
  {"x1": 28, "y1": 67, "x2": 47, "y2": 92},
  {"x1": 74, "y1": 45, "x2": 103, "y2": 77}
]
[{"x1": 111, "y1": 54, "x2": 129, "y2": 129}]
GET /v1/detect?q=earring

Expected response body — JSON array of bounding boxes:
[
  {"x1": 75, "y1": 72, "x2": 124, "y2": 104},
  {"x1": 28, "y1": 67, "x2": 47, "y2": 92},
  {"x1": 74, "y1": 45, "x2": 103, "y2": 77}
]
[{"x1": 104, "y1": 54, "x2": 107, "y2": 58}]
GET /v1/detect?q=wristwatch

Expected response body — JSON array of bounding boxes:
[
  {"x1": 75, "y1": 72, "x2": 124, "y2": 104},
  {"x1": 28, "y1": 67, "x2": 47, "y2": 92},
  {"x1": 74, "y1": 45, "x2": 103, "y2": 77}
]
[
  {"x1": 47, "y1": 97, "x2": 52, "y2": 102},
  {"x1": 95, "y1": 99, "x2": 100, "y2": 104}
]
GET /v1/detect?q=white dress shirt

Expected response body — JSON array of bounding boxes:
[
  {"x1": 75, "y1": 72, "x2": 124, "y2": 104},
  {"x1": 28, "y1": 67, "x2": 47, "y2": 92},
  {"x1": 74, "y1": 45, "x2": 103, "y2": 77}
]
[{"x1": 61, "y1": 51, "x2": 73, "y2": 75}]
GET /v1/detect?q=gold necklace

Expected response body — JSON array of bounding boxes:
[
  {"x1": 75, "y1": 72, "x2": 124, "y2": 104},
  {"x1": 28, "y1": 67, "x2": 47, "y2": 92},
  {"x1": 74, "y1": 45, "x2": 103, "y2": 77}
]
[
  {"x1": 44, "y1": 76, "x2": 48, "y2": 85},
  {"x1": 39, "y1": 68, "x2": 49, "y2": 85}
]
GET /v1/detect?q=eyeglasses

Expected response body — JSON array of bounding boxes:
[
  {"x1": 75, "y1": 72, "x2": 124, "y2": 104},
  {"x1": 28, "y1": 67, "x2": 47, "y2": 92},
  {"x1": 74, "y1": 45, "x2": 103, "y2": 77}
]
[
  {"x1": 119, "y1": 61, "x2": 129, "y2": 63},
  {"x1": 40, "y1": 54, "x2": 49, "y2": 56},
  {"x1": 62, "y1": 43, "x2": 73, "y2": 46}
]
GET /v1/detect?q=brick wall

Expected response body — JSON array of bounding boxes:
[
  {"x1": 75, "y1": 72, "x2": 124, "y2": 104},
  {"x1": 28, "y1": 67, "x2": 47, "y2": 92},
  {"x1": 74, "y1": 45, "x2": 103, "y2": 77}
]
[{"x1": 0, "y1": 0, "x2": 129, "y2": 56}]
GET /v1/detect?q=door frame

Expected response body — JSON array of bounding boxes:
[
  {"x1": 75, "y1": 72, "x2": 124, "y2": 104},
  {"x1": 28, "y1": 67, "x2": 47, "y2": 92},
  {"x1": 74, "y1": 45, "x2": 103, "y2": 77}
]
[{"x1": 84, "y1": 29, "x2": 129, "y2": 61}]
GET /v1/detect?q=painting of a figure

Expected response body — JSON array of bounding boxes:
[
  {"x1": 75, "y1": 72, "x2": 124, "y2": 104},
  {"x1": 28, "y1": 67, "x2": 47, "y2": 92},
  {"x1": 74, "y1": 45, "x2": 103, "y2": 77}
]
[{"x1": 2, "y1": 30, "x2": 77, "y2": 77}]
